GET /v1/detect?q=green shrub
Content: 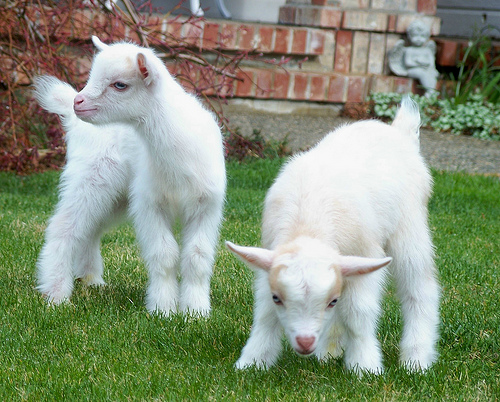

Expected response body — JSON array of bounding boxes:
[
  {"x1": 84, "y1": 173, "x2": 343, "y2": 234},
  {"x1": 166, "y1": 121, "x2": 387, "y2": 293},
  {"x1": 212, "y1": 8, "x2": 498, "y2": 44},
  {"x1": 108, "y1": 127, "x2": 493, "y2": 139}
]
[
  {"x1": 452, "y1": 28, "x2": 500, "y2": 105},
  {"x1": 369, "y1": 92, "x2": 500, "y2": 140}
]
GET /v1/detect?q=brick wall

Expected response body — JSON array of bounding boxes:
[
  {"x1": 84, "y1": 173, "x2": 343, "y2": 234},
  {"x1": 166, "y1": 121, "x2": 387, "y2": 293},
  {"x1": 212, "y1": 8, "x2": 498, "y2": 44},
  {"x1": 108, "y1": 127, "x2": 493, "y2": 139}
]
[{"x1": 3, "y1": 3, "x2": 454, "y2": 104}]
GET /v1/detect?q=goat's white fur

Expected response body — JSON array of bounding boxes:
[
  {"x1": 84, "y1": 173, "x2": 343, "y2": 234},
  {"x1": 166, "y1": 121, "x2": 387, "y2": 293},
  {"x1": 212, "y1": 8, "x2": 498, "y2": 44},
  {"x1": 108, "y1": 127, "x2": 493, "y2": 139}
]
[
  {"x1": 36, "y1": 36, "x2": 226, "y2": 317},
  {"x1": 34, "y1": 75, "x2": 138, "y2": 297},
  {"x1": 227, "y1": 97, "x2": 440, "y2": 373}
]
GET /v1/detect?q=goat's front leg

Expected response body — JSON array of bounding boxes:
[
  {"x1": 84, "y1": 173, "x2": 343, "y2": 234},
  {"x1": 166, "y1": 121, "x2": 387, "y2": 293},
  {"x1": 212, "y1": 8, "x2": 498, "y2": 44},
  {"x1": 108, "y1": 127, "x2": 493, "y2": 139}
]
[
  {"x1": 314, "y1": 320, "x2": 344, "y2": 362},
  {"x1": 178, "y1": 199, "x2": 223, "y2": 316},
  {"x1": 132, "y1": 197, "x2": 179, "y2": 316},
  {"x1": 236, "y1": 274, "x2": 283, "y2": 369},
  {"x1": 338, "y1": 269, "x2": 385, "y2": 374}
]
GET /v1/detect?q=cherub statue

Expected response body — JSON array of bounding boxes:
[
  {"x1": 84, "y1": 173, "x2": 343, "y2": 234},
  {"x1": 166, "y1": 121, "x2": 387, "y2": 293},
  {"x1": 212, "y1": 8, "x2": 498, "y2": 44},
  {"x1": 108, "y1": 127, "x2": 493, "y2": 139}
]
[{"x1": 389, "y1": 20, "x2": 439, "y2": 97}]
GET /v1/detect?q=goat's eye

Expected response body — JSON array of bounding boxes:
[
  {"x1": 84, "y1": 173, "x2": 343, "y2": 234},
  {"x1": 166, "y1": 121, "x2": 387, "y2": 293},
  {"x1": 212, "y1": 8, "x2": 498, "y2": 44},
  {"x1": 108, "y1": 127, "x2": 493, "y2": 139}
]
[
  {"x1": 272, "y1": 295, "x2": 282, "y2": 305},
  {"x1": 327, "y1": 298, "x2": 338, "y2": 308},
  {"x1": 112, "y1": 82, "x2": 128, "y2": 91}
]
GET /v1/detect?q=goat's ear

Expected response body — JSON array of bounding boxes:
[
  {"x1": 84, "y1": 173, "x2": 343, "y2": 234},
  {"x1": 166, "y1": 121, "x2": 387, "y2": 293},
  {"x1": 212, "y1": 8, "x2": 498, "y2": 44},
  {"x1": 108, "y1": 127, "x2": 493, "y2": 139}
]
[
  {"x1": 137, "y1": 53, "x2": 154, "y2": 86},
  {"x1": 225, "y1": 241, "x2": 274, "y2": 272},
  {"x1": 338, "y1": 256, "x2": 392, "y2": 277},
  {"x1": 92, "y1": 36, "x2": 108, "y2": 51}
]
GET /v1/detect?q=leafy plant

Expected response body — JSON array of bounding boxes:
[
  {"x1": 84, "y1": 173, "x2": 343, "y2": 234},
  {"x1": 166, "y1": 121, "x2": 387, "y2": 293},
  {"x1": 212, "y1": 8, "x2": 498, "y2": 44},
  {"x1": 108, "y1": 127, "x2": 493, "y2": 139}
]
[
  {"x1": 452, "y1": 26, "x2": 500, "y2": 105},
  {"x1": 0, "y1": 0, "x2": 288, "y2": 173},
  {"x1": 369, "y1": 92, "x2": 500, "y2": 140}
]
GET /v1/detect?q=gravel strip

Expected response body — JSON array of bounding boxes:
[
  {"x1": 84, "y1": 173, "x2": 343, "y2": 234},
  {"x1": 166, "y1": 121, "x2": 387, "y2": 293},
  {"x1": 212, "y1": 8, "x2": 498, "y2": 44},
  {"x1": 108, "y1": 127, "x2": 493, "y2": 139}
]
[{"x1": 224, "y1": 106, "x2": 500, "y2": 176}]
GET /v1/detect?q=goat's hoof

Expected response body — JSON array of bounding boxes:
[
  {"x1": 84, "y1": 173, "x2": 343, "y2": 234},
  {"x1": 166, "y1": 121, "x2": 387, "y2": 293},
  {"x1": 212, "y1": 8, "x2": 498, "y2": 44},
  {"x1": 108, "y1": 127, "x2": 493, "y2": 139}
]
[
  {"x1": 78, "y1": 275, "x2": 106, "y2": 287},
  {"x1": 43, "y1": 292, "x2": 70, "y2": 306}
]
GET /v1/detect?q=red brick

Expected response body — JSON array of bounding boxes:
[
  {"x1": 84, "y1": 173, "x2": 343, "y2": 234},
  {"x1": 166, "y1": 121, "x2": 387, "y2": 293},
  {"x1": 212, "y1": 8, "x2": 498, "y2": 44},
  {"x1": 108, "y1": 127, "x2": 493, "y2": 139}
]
[
  {"x1": 124, "y1": 26, "x2": 142, "y2": 45},
  {"x1": 183, "y1": 22, "x2": 203, "y2": 48},
  {"x1": 309, "y1": 30, "x2": 325, "y2": 54},
  {"x1": 165, "y1": 21, "x2": 184, "y2": 46},
  {"x1": 220, "y1": 74, "x2": 235, "y2": 98},
  {"x1": 145, "y1": 15, "x2": 162, "y2": 32},
  {"x1": 144, "y1": 17, "x2": 163, "y2": 43},
  {"x1": 196, "y1": 73, "x2": 212, "y2": 95},
  {"x1": 342, "y1": 0, "x2": 370, "y2": 7},
  {"x1": 273, "y1": 70, "x2": 291, "y2": 99},
  {"x1": 367, "y1": 33, "x2": 385, "y2": 74},
  {"x1": 274, "y1": 28, "x2": 291, "y2": 53},
  {"x1": 166, "y1": 63, "x2": 179, "y2": 77},
  {"x1": 369, "y1": 75, "x2": 394, "y2": 94},
  {"x1": 346, "y1": 76, "x2": 366, "y2": 102},
  {"x1": 351, "y1": 31, "x2": 369, "y2": 74},
  {"x1": 235, "y1": 69, "x2": 255, "y2": 97},
  {"x1": 178, "y1": 65, "x2": 199, "y2": 93},
  {"x1": 494, "y1": 45, "x2": 500, "y2": 67},
  {"x1": 387, "y1": 14, "x2": 397, "y2": 32},
  {"x1": 342, "y1": 10, "x2": 387, "y2": 32},
  {"x1": 436, "y1": 39, "x2": 459, "y2": 67},
  {"x1": 457, "y1": 42, "x2": 469, "y2": 62},
  {"x1": 327, "y1": 74, "x2": 347, "y2": 103},
  {"x1": 291, "y1": 29, "x2": 308, "y2": 54},
  {"x1": 319, "y1": 9, "x2": 342, "y2": 28},
  {"x1": 312, "y1": 0, "x2": 328, "y2": 5},
  {"x1": 202, "y1": 22, "x2": 220, "y2": 49},
  {"x1": 220, "y1": 23, "x2": 238, "y2": 49},
  {"x1": 334, "y1": 31, "x2": 353, "y2": 73},
  {"x1": 237, "y1": 24, "x2": 256, "y2": 51},
  {"x1": 292, "y1": 73, "x2": 308, "y2": 100},
  {"x1": 417, "y1": 0, "x2": 437, "y2": 15},
  {"x1": 393, "y1": 77, "x2": 413, "y2": 94},
  {"x1": 295, "y1": 7, "x2": 321, "y2": 26},
  {"x1": 255, "y1": 69, "x2": 273, "y2": 98},
  {"x1": 257, "y1": 27, "x2": 274, "y2": 53},
  {"x1": 278, "y1": 6, "x2": 296, "y2": 25},
  {"x1": 309, "y1": 75, "x2": 328, "y2": 101}
]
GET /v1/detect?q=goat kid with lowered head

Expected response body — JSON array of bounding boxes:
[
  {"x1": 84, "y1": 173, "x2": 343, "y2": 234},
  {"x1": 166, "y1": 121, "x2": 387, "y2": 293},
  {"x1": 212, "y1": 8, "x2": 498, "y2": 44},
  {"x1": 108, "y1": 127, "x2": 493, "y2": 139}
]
[{"x1": 227, "y1": 97, "x2": 440, "y2": 373}]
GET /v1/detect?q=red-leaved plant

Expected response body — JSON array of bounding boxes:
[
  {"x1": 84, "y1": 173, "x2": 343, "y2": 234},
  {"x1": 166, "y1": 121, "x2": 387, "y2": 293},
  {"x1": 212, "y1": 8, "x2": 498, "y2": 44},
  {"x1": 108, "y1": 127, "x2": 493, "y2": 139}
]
[{"x1": 0, "y1": 0, "x2": 289, "y2": 173}]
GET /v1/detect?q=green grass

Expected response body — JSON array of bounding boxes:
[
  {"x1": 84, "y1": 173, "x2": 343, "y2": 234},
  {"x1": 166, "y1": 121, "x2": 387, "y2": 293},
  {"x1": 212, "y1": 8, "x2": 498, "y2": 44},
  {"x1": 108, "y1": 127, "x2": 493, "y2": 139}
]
[{"x1": 0, "y1": 160, "x2": 499, "y2": 400}]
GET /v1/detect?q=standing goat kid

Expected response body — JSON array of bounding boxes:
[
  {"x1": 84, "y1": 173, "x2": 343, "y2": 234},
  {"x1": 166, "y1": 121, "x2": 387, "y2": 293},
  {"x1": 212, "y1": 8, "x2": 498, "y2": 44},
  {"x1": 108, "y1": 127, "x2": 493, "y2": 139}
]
[
  {"x1": 38, "y1": 36, "x2": 226, "y2": 317},
  {"x1": 227, "y1": 97, "x2": 440, "y2": 373}
]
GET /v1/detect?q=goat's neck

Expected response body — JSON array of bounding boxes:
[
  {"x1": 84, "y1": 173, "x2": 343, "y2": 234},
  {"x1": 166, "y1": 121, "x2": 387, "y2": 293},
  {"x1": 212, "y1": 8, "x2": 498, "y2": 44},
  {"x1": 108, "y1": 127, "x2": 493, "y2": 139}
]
[{"x1": 136, "y1": 83, "x2": 188, "y2": 148}]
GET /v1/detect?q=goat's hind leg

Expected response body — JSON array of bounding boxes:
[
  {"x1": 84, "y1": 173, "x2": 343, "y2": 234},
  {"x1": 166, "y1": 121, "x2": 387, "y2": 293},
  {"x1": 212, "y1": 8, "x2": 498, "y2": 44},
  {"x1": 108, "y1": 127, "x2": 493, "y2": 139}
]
[
  {"x1": 37, "y1": 186, "x2": 115, "y2": 304},
  {"x1": 37, "y1": 160, "x2": 126, "y2": 304},
  {"x1": 73, "y1": 235, "x2": 106, "y2": 286},
  {"x1": 388, "y1": 219, "x2": 440, "y2": 370}
]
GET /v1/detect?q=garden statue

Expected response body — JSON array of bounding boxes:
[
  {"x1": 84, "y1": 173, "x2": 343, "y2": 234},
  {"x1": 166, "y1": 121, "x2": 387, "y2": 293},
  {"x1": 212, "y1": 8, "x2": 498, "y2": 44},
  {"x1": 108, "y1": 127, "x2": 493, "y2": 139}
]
[{"x1": 389, "y1": 19, "x2": 439, "y2": 97}]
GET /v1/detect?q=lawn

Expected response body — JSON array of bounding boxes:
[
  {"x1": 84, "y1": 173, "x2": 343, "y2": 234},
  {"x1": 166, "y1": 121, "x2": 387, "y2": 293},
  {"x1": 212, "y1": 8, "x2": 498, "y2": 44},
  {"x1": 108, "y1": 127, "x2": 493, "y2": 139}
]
[{"x1": 0, "y1": 159, "x2": 498, "y2": 400}]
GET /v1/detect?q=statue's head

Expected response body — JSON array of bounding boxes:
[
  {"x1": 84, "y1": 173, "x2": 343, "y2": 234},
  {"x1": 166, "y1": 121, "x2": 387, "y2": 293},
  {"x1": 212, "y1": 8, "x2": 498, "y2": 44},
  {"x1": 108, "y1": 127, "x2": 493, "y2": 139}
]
[{"x1": 407, "y1": 20, "x2": 431, "y2": 47}]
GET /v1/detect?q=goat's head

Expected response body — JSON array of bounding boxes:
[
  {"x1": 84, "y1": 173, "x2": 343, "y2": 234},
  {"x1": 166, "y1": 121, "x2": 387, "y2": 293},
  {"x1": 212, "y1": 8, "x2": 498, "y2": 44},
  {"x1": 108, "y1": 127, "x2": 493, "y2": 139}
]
[
  {"x1": 74, "y1": 36, "x2": 161, "y2": 124},
  {"x1": 226, "y1": 237, "x2": 391, "y2": 356}
]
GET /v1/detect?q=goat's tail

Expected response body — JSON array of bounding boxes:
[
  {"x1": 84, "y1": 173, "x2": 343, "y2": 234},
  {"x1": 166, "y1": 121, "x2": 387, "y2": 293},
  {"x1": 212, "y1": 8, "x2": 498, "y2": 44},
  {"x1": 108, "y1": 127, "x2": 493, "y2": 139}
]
[
  {"x1": 33, "y1": 75, "x2": 77, "y2": 118},
  {"x1": 391, "y1": 95, "x2": 421, "y2": 142}
]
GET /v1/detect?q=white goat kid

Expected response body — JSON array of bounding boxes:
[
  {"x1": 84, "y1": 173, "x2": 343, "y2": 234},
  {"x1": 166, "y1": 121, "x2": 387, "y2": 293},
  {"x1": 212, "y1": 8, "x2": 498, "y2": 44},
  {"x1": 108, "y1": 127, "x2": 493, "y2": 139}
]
[
  {"x1": 34, "y1": 75, "x2": 138, "y2": 300},
  {"x1": 227, "y1": 97, "x2": 440, "y2": 373},
  {"x1": 73, "y1": 37, "x2": 226, "y2": 317}
]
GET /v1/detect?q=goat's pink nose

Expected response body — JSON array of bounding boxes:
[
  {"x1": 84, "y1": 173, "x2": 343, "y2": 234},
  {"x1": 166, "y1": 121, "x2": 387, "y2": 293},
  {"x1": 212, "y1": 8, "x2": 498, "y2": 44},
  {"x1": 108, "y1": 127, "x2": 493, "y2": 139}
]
[
  {"x1": 296, "y1": 336, "x2": 315, "y2": 352},
  {"x1": 74, "y1": 93, "x2": 85, "y2": 106}
]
